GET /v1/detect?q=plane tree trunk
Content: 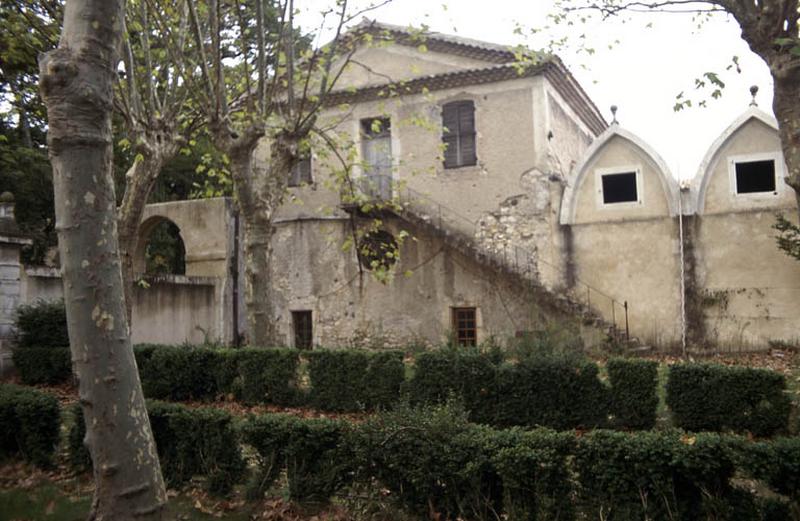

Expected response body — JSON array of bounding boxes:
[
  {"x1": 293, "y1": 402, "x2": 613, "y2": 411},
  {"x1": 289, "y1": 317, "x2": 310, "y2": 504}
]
[
  {"x1": 117, "y1": 135, "x2": 179, "y2": 324},
  {"x1": 215, "y1": 124, "x2": 297, "y2": 346},
  {"x1": 39, "y1": 1, "x2": 167, "y2": 519}
]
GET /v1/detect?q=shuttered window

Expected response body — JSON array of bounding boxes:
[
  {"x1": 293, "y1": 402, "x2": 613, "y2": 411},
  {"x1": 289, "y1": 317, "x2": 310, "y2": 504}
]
[
  {"x1": 442, "y1": 100, "x2": 477, "y2": 169},
  {"x1": 289, "y1": 156, "x2": 312, "y2": 187}
]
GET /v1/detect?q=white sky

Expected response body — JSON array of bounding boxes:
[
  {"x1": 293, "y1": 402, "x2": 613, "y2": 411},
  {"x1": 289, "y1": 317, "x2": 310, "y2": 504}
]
[{"x1": 298, "y1": 0, "x2": 774, "y2": 182}]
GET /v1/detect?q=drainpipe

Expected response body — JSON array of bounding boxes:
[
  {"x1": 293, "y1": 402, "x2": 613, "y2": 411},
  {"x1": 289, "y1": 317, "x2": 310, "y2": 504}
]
[
  {"x1": 678, "y1": 184, "x2": 688, "y2": 357},
  {"x1": 231, "y1": 209, "x2": 240, "y2": 346}
]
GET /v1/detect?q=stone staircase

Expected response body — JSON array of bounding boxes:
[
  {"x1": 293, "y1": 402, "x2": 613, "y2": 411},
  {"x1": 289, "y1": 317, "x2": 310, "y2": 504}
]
[{"x1": 347, "y1": 175, "x2": 637, "y2": 345}]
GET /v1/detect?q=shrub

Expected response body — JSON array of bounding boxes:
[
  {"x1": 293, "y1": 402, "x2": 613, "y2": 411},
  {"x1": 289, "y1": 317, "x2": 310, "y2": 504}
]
[
  {"x1": 407, "y1": 350, "x2": 498, "y2": 424},
  {"x1": 14, "y1": 299, "x2": 68, "y2": 348},
  {"x1": 242, "y1": 413, "x2": 353, "y2": 503},
  {"x1": 236, "y1": 348, "x2": 300, "y2": 406},
  {"x1": 352, "y1": 403, "x2": 502, "y2": 520},
  {"x1": 147, "y1": 401, "x2": 246, "y2": 495},
  {"x1": 573, "y1": 430, "x2": 747, "y2": 520},
  {"x1": 409, "y1": 351, "x2": 608, "y2": 429},
  {"x1": 492, "y1": 360, "x2": 609, "y2": 430},
  {"x1": 12, "y1": 346, "x2": 72, "y2": 385},
  {"x1": 666, "y1": 363, "x2": 791, "y2": 436},
  {"x1": 0, "y1": 384, "x2": 60, "y2": 467},
  {"x1": 491, "y1": 428, "x2": 575, "y2": 521},
  {"x1": 138, "y1": 346, "x2": 220, "y2": 401},
  {"x1": 740, "y1": 436, "x2": 800, "y2": 505},
  {"x1": 307, "y1": 349, "x2": 404, "y2": 411},
  {"x1": 308, "y1": 350, "x2": 368, "y2": 411},
  {"x1": 607, "y1": 358, "x2": 659, "y2": 430}
]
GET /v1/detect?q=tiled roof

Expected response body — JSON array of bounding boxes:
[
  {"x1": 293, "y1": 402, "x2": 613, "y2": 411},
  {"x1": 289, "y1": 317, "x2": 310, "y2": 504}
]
[
  {"x1": 350, "y1": 19, "x2": 518, "y2": 64},
  {"x1": 324, "y1": 57, "x2": 608, "y2": 136}
]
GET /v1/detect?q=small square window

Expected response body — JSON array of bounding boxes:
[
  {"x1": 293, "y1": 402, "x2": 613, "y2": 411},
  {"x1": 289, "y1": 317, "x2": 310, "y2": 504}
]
[
  {"x1": 292, "y1": 310, "x2": 313, "y2": 350},
  {"x1": 452, "y1": 307, "x2": 477, "y2": 347},
  {"x1": 735, "y1": 159, "x2": 776, "y2": 194},
  {"x1": 601, "y1": 172, "x2": 638, "y2": 204}
]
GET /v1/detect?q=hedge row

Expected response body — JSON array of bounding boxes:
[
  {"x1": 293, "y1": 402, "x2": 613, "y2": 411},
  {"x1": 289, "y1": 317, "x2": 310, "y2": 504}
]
[
  {"x1": 307, "y1": 349, "x2": 405, "y2": 411},
  {"x1": 408, "y1": 353, "x2": 656, "y2": 430},
  {"x1": 667, "y1": 363, "x2": 792, "y2": 437},
  {"x1": 135, "y1": 345, "x2": 302, "y2": 406},
  {"x1": 12, "y1": 344, "x2": 793, "y2": 435},
  {"x1": 56, "y1": 401, "x2": 800, "y2": 515},
  {"x1": 68, "y1": 400, "x2": 245, "y2": 495},
  {"x1": 12, "y1": 346, "x2": 72, "y2": 385},
  {"x1": 0, "y1": 384, "x2": 60, "y2": 467},
  {"x1": 246, "y1": 407, "x2": 798, "y2": 520}
]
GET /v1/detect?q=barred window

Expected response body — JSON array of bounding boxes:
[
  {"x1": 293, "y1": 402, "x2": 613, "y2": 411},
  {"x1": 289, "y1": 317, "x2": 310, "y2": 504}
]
[{"x1": 452, "y1": 307, "x2": 477, "y2": 347}]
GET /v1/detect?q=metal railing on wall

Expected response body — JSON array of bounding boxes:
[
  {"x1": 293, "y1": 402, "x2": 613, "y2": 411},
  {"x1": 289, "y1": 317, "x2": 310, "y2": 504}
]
[{"x1": 351, "y1": 174, "x2": 631, "y2": 340}]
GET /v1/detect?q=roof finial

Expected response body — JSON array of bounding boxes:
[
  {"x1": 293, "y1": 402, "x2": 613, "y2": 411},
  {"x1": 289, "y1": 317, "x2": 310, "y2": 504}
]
[
  {"x1": 749, "y1": 85, "x2": 759, "y2": 107},
  {"x1": 610, "y1": 105, "x2": 618, "y2": 124}
]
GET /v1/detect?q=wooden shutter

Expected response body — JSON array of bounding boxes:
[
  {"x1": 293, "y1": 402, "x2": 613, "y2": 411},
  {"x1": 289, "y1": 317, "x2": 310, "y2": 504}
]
[
  {"x1": 442, "y1": 101, "x2": 476, "y2": 168},
  {"x1": 458, "y1": 102, "x2": 476, "y2": 166},
  {"x1": 289, "y1": 157, "x2": 311, "y2": 187}
]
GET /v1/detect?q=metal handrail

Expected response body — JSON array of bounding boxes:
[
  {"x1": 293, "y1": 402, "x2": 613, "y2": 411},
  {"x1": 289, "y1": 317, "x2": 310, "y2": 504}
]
[{"x1": 349, "y1": 174, "x2": 631, "y2": 340}]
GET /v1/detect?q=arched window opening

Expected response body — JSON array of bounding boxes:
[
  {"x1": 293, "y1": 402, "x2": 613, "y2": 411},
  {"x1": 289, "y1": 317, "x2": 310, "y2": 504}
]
[{"x1": 143, "y1": 220, "x2": 186, "y2": 275}]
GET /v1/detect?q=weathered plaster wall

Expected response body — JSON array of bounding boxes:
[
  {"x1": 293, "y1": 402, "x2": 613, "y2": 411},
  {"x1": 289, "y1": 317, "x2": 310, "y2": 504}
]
[
  {"x1": 692, "y1": 116, "x2": 800, "y2": 348},
  {"x1": 136, "y1": 197, "x2": 234, "y2": 277},
  {"x1": 560, "y1": 130, "x2": 683, "y2": 346},
  {"x1": 20, "y1": 267, "x2": 63, "y2": 303},
  {"x1": 131, "y1": 276, "x2": 220, "y2": 345},
  {"x1": 268, "y1": 215, "x2": 587, "y2": 348},
  {"x1": 0, "y1": 243, "x2": 24, "y2": 375},
  {"x1": 569, "y1": 219, "x2": 682, "y2": 346}
]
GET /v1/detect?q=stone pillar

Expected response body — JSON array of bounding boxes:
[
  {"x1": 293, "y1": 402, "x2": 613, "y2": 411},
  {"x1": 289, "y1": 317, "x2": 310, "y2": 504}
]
[{"x1": 0, "y1": 192, "x2": 33, "y2": 377}]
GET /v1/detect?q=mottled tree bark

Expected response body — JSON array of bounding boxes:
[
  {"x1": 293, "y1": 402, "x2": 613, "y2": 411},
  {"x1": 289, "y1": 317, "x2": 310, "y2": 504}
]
[
  {"x1": 117, "y1": 136, "x2": 179, "y2": 324},
  {"x1": 218, "y1": 125, "x2": 297, "y2": 346},
  {"x1": 39, "y1": 1, "x2": 166, "y2": 519}
]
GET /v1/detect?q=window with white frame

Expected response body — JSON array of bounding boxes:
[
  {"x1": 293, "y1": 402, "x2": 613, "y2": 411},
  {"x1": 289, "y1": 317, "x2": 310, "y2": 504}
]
[
  {"x1": 732, "y1": 157, "x2": 777, "y2": 195},
  {"x1": 596, "y1": 167, "x2": 641, "y2": 206}
]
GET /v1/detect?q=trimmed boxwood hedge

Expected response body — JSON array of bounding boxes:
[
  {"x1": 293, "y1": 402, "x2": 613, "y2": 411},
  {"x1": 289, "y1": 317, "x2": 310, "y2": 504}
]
[
  {"x1": 307, "y1": 349, "x2": 404, "y2": 411},
  {"x1": 14, "y1": 299, "x2": 69, "y2": 348},
  {"x1": 242, "y1": 413, "x2": 354, "y2": 503},
  {"x1": 493, "y1": 360, "x2": 609, "y2": 430},
  {"x1": 12, "y1": 346, "x2": 72, "y2": 385},
  {"x1": 607, "y1": 358, "x2": 659, "y2": 430},
  {"x1": 148, "y1": 401, "x2": 246, "y2": 495},
  {"x1": 236, "y1": 348, "x2": 300, "y2": 406},
  {"x1": 134, "y1": 346, "x2": 301, "y2": 405},
  {"x1": 0, "y1": 384, "x2": 60, "y2": 467},
  {"x1": 409, "y1": 351, "x2": 609, "y2": 429},
  {"x1": 68, "y1": 400, "x2": 245, "y2": 495},
  {"x1": 666, "y1": 363, "x2": 791, "y2": 436},
  {"x1": 47, "y1": 399, "x2": 800, "y2": 516}
]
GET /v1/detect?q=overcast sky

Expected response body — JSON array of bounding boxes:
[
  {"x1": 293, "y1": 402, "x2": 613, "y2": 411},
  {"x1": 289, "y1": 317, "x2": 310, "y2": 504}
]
[{"x1": 298, "y1": 0, "x2": 774, "y2": 182}]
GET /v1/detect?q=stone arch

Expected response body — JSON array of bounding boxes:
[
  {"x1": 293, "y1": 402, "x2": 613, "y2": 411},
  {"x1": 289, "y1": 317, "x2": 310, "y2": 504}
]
[
  {"x1": 559, "y1": 124, "x2": 679, "y2": 225},
  {"x1": 136, "y1": 198, "x2": 234, "y2": 278},
  {"x1": 133, "y1": 216, "x2": 186, "y2": 275},
  {"x1": 691, "y1": 107, "x2": 781, "y2": 215}
]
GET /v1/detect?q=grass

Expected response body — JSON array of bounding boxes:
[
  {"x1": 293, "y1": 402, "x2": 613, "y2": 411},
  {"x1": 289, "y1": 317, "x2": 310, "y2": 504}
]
[
  {"x1": 0, "y1": 483, "x2": 89, "y2": 521},
  {"x1": 0, "y1": 481, "x2": 252, "y2": 521}
]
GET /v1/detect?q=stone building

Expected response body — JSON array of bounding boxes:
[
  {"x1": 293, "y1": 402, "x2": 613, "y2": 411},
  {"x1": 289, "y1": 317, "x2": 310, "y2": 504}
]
[{"x1": 5, "y1": 22, "x2": 798, "y2": 352}]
